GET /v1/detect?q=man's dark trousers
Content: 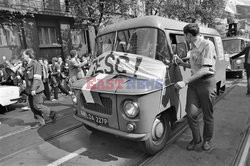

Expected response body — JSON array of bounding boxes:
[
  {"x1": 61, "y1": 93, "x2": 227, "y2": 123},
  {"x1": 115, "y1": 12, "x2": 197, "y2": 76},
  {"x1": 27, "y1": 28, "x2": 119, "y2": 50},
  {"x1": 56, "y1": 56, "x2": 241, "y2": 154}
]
[
  {"x1": 43, "y1": 79, "x2": 51, "y2": 100},
  {"x1": 185, "y1": 76, "x2": 217, "y2": 143},
  {"x1": 28, "y1": 92, "x2": 50, "y2": 118},
  {"x1": 246, "y1": 64, "x2": 250, "y2": 93},
  {"x1": 53, "y1": 77, "x2": 69, "y2": 99}
]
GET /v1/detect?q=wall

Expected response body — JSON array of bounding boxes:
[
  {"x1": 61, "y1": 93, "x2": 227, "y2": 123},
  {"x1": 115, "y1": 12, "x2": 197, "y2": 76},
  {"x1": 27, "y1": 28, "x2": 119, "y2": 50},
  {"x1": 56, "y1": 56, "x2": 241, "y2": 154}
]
[{"x1": 23, "y1": 17, "x2": 40, "y2": 58}]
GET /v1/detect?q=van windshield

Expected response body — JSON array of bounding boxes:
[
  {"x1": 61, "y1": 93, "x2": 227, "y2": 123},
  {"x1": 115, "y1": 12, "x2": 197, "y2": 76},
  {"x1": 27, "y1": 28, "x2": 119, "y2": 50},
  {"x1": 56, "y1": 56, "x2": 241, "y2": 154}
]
[
  {"x1": 95, "y1": 28, "x2": 158, "y2": 58},
  {"x1": 222, "y1": 39, "x2": 242, "y2": 54}
]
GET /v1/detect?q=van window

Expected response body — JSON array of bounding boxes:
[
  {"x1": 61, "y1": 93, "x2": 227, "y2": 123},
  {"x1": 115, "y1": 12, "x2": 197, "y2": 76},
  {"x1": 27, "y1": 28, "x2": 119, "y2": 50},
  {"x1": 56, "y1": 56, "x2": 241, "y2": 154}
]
[
  {"x1": 222, "y1": 39, "x2": 241, "y2": 54},
  {"x1": 156, "y1": 30, "x2": 171, "y2": 62},
  {"x1": 95, "y1": 28, "x2": 170, "y2": 61},
  {"x1": 95, "y1": 28, "x2": 158, "y2": 58},
  {"x1": 204, "y1": 36, "x2": 215, "y2": 45},
  {"x1": 170, "y1": 34, "x2": 189, "y2": 56},
  {"x1": 241, "y1": 39, "x2": 245, "y2": 50},
  {"x1": 96, "y1": 32, "x2": 116, "y2": 56}
]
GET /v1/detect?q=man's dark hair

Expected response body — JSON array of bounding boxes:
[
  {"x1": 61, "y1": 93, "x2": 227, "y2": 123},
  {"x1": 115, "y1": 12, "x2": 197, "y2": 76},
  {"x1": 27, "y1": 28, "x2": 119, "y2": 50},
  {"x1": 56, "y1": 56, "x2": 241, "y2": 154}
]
[
  {"x1": 69, "y1": 50, "x2": 77, "y2": 58},
  {"x1": 183, "y1": 23, "x2": 200, "y2": 36},
  {"x1": 52, "y1": 57, "x2": 58, "y2": 62},
  {"x1": 22, "y1": 48, "x2": 35, "y2": 59}
]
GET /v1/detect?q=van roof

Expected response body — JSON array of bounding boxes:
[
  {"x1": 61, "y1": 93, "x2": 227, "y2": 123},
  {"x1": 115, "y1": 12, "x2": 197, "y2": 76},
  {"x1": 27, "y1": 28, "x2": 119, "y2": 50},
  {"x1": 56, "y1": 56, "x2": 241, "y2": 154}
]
[
  {"x1": 222, "y1": 36, "x2": 250, "y2": 41},
  {"x1": 98, "y1": 15, "x2": 220, "y2": 37}
]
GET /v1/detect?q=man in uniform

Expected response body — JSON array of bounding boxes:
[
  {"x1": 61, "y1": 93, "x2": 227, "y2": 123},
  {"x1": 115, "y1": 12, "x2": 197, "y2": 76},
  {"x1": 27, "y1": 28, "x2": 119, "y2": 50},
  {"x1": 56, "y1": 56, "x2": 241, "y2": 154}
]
[
  {"x1": 22, "y1": 49, "x2": 56, "y2": 128},
  {"x1": 174, "y1": 23, "x2": 217, "y2": 151}
]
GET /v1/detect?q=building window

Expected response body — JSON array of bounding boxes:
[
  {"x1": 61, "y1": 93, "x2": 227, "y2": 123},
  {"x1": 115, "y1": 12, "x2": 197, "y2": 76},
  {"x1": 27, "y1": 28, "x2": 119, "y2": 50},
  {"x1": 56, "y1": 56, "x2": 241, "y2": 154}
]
[
  {"x1": 0, "y1": 25, "x2": 20, "y2": 47},
  {"x1": 71, "y1": 29, "x2": 87, "y2": 47},
  {"x1": 38, "y1": 26, "x2": 59, "y2": 47}
]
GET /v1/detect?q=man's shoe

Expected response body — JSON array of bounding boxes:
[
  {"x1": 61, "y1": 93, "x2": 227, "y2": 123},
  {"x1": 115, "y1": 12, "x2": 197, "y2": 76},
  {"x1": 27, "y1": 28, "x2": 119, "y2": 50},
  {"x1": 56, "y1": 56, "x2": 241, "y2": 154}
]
[
  {"x1": 50, "y1": 111, "x2": 57, "y2": 123},
  {"x1": 36, "y1": 115, "x2": 45, "y2": 126},
  {"x1": 186, "y1": 139, "x2": 202, "y2": 151},
  {"x1": 30, "y1": 122, "x2": 44, "y2": 129},
  {"x1": 202, "y1": 141, "x2": 212, "y2": 151},
  {"x1": 21, "y1": 106, "x2": 30, "y2": 110}
]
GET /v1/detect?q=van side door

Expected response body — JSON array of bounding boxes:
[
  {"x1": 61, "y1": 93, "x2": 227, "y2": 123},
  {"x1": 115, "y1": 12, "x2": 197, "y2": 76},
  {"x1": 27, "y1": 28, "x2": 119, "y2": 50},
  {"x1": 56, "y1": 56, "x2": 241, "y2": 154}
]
[{"x1": 166, "y1": 31, "x2": 191, "y2": 120}]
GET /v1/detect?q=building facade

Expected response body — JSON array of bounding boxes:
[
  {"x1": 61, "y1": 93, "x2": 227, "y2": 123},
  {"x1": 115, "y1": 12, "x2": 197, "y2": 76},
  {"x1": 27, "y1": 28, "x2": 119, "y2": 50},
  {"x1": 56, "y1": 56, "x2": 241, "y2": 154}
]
[{"x1": 0, "y1": 0, "x2": 95, "y2": 63}]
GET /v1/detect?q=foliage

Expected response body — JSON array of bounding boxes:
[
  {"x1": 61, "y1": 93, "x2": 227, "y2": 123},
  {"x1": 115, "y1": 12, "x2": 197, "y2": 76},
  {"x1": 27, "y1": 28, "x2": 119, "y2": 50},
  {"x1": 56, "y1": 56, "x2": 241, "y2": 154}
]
[
  {"x1": 70, "y1": 0, "x2": 226, "y2": 32},
  {"x1": 143, "y1": 0, "x2": 226, "y2": 28},
  {"x1": 70, "y1": 0, "x2": 136, "y2": 33}
]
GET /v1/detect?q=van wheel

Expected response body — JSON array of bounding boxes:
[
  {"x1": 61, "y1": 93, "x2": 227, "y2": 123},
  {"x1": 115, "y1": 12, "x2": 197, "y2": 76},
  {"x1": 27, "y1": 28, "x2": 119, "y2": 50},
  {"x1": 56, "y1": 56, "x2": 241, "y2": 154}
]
[
  {"x1": 83, "y1": 124, "x2": 98, "y2": 133},
  {"x1": 139, "y1": 114, "x2": 171, "y2": 155}
]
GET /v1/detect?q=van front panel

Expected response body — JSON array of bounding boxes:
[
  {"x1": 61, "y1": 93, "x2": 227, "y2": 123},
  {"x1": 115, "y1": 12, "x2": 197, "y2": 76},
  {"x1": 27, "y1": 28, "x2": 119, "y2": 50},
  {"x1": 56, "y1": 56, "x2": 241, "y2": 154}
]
[{"x1": 74, "y1": 90, "x2": 119, "y2": 129}]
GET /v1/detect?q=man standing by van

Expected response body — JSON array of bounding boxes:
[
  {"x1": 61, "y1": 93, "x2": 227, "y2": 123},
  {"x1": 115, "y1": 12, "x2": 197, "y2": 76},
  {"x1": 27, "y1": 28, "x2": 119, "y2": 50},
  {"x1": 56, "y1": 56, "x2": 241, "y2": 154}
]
[
  {"x1": 231, "y1": 44, "x2": 250, "y2": 95},
  {"x1": 174, "y1": 23, "x2": 217, "y2": 151}
]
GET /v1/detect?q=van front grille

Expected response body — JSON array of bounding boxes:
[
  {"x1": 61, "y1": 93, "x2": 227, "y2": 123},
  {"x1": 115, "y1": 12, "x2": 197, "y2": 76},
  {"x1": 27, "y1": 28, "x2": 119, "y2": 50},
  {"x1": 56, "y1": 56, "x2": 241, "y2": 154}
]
[{"x1": 80, "y1": 93, "x2": 112, "y2": 115}]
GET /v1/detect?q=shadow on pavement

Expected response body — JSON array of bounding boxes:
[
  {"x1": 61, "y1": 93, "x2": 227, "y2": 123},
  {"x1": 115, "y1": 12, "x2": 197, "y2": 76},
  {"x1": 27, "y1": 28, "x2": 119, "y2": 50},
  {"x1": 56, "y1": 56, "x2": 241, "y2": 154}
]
[
  {"x1": 80, "y1": 131, "x2": 141, "y2": 162},
  {"x1": 37, "y1": 118, "x2": 143, "y2": 163},
  {"x1": 0, "y1": 117, "x2": 37, "y2": 127}
]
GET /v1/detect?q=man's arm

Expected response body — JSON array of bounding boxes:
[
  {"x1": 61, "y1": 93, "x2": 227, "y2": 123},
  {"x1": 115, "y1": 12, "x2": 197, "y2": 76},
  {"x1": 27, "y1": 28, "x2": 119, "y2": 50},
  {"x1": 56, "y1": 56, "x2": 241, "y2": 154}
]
[
  {"x1": 31, "y1": 62, "x2": 42, "y2": 94},
  {"x1": 177, "y1": 60, "x2": 191, "y2": 68},
  {"x1": 231, "y1": 47, "x2": 246, "y2": 59},
  {"x1": 185, "y1": 66, "x2": 213, "y2": 84},
  {"x1": 174, "y1": 55, "x2": 191, "y2": 68},
  {"x1": 71, "y1": 59, "x2": 88, "y2": 68}
]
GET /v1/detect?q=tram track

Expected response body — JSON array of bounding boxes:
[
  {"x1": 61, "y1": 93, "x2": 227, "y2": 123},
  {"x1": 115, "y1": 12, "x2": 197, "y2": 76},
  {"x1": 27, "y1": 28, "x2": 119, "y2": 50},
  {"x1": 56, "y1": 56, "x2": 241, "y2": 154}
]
[
  {"x1": 0, "y1": 79, "x2": 242, "y2": 165},
  {"x1": 0, "y1": 114, "x2": 84, "y2": 162},
  {"x1": 231, "y1": 120, "x2": 250, "y2": 166}
]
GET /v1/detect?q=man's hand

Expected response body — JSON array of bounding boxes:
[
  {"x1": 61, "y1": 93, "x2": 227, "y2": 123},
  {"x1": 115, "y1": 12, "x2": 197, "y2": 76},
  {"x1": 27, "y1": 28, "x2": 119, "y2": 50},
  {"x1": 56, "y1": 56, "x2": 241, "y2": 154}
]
[
  {"x1": 31, "y1": 90, "x2": 36, "y2": 96},
  {"x1": 173, "y1": 54, "x2": 184, "y2": 65},
  {"x1": 174, "y1": 81, "x2": 187, "y2": 90}
]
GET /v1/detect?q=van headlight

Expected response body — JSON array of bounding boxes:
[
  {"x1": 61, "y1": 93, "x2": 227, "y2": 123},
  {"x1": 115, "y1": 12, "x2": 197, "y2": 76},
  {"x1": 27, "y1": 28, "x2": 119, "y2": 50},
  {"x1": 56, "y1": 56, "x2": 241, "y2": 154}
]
[
  {"x1": 123, "y1": 100, "x2": 139, "y2": 118},
  {"x1": 236, "y1": 59, "x2": 242, "y2": 65}
]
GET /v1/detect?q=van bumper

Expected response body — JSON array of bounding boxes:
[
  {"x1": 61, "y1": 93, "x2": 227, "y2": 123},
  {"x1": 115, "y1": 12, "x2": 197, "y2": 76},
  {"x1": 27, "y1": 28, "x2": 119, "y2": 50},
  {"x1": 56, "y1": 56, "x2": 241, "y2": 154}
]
[{"x1": 74, "y1": 114, "x2": 149, "y2": 141}]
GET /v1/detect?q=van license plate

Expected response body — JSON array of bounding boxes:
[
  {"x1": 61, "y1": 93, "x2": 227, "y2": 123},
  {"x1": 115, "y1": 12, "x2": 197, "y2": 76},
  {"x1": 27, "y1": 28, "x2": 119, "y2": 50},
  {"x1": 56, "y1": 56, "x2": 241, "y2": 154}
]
[{"x1": 86, "y1": 113, "x2": 108, "y2": 126}]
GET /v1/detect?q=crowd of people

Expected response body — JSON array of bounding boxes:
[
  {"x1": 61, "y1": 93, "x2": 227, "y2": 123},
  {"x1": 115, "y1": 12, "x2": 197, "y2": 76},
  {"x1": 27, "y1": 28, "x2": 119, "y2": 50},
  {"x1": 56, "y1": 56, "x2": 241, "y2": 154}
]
[{"x1": 0, "y1": 49, "x2": 91, "y2": 128}]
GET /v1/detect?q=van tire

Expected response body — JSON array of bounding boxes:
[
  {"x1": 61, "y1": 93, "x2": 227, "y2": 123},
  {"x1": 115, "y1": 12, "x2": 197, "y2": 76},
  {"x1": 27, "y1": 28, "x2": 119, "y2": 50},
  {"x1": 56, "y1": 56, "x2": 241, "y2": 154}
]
[
  {"x1": 83, "y1": 124, "x2": 98, "y2": 133},
  {"x1": 139, "y1": 114, "x2": 171, "y2": 155}
]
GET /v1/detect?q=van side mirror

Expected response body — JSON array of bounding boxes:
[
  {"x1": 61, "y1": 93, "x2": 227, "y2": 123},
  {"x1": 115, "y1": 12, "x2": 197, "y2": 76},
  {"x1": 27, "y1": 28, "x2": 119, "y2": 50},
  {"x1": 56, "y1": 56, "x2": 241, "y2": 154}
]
[{"x1": 176, "y1": 42, "x2": 187, "y2": 59}]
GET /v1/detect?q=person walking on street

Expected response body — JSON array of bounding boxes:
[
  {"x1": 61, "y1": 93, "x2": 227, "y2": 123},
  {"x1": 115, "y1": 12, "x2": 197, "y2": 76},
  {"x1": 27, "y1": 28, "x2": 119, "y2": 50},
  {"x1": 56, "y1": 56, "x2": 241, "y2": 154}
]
[
  {"x1": 231, "y1": 44, "x2": 250, "y2": 95},
  {"x1": 58, "y1": 57, "x2": 69, "y2": 90},
  {"x1": 38, "y1": 58, "x2": 51, "y2": 100},
  {"x1": 174, "y1": 23, "x2": 217, "y2": 151},
  {"x1": 68, "y1": 50, "x2": 88, "y2": 85},
  {"x1": 22, "y1": 49, "x2": 56, "y2": 128},
  {"x1": 51, "y1": 57, "x2": 71, "y2": 101}
]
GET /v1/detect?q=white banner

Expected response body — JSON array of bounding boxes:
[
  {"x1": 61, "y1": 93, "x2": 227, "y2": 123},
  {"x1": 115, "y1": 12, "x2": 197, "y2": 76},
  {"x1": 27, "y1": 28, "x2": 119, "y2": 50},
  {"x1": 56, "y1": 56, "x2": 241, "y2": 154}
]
[
  {"x1": 82, "y1": 51, "x2": 168, "y2": 103},
  {"x1": 86, "y1": 51, "x2": 167, "y2": 80}
]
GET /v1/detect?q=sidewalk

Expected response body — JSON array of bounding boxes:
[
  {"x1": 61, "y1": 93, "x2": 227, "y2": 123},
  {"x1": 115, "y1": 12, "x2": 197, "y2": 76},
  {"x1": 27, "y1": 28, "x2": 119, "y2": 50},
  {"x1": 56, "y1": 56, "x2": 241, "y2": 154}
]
[
  {"x1": 147, "y1": 79, "x2": 250, "y2": 166},
  {"x1": 0, "y1": 94, "x2": 74, "y2": 138}
]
